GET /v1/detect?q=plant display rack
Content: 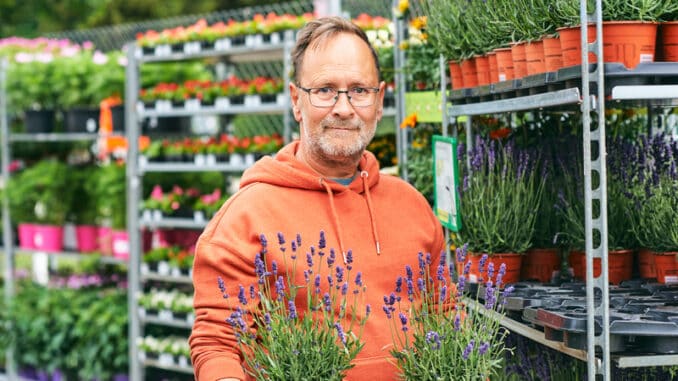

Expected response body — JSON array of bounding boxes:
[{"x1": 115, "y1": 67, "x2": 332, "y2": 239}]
[
  {"x1": 441, "y1": 2, "x2": 678, "y2": 380},
  {"x1": 124, "y1": 29, "x2": 296, "y2": 380}
]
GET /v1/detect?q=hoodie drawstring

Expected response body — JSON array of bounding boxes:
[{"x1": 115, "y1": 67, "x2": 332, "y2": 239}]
[
  {"x1": 320, "y1": 178, "x2": 349, "y2": 263},
  {"x1": 360, "y1": 171, "x2": 381, "y2": 255}
]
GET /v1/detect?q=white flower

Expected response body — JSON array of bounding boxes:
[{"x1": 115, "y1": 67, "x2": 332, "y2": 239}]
[
  {"x1": 365, "y1": 30, "x2": 378, "y2": 44},
  {"x1": 377, "y1": 29, "x2": 391, "y2": 43}
]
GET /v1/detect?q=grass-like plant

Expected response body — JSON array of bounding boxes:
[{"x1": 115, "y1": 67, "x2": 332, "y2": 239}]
[
  {"x1": 384, "y1": 245, "x2": 512, "y2": 380},
  {"x1": 219, "y1": 231, "x2": 369, "y2": 380}
]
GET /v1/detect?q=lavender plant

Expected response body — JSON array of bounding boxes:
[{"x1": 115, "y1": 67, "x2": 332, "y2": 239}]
[
  {"x1": 383, "y1": 245, "x2": 512, "y2": 380},
  {"x1": 455, "y1": 135, "x2": 545, "y2": 254},
  {"x1": 218, "y1": 232, "x2": 369, "y2": 381}
]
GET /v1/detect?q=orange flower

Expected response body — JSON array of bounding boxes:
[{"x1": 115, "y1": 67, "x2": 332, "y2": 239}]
[
  {"x1": 400, "y1": 113, "x2": 418, "y2": 129},
  {"x1": 489, "y1": 127, "x2": 512, "y2": 140}
]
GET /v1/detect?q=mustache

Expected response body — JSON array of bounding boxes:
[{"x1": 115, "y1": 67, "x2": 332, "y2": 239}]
[{"x1": 321, "y1": 118, "x2": 363, "y2": 129}]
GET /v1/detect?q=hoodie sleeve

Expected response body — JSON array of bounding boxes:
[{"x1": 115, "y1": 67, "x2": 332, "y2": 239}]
[{"x1": 189, "y1": 189, "x2": 263, "y2": 381}]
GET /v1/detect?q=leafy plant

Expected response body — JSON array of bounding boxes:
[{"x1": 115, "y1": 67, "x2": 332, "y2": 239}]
[
  {"x1": 5, "y1": 57, "x2": 58, "y2": 111},
  {"x1": 94, "y1": 162, "x2": 126, "y2": 229},
  {"x1": 68, "y1": 165, "x2": 100, "y2": 225},
  {"x1": 219, "y1": 231, "x2": 369, "y2": 380},
  {"x1": 553, "y1": 0, "x2": 678, "y2": 25},
  {"x1": 454, "y1": 135, "x2": 545, "y2": 254},
  {"x1": 384, "y1": 245, "x2": 512, "y2": 380}
]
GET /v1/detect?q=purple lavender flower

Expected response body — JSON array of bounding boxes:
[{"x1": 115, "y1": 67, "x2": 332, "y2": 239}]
[
  {"x1": 406, "y1": 279, "x2": 414, "y2": 301},
  {"x1": 417, "y1": 278, "x2": 425, "y2": 292},
  {"x1": 327, "y1": 275, "x2": 334, "y2": 288},
  {"x1": 318, "y1": 230, "x2": 326, "y2": 249},
  {"x1": 264, "y1": 312, "x2": 272, "y2": 331},
  {"x1": 398, "y1": 312, "x2": 408, "y2": 332},
  {"x1": 271, "y1": 261, "x2": 278, "y2": 276},
  {"x1": 355, "y1": 272, "x2": 363, "y2": 287},
  {"x1": 259, "y1": 234, "x2": 268, "y2": 254},
  {"x1": 479, "y1": 341, "x2": 490, "y2": 355},
  {"x1": 341, "y1": 282, "x2": 348, "y2": 295},
  {"x1": 327, "y1": 249, "x2": 336, "y2": 267},
  {"x1": 291, "y1": 240, "x2": 297, "y2": 252},
  {"x1": 314, "y1": 274, "x2": 321, "y2": 294},
  {"x1": 484, "y1": 281, "x2": 496, "y2": 309},
  {"x1": 306, "y1": 252, "x2": 313, "y2": 268},
  {"x1": 417, "y1": 252, "x2": 426, "y2": 275},
  {"x1": 479, "y1": 254, "x2": 488, "y2": 273},
  {"x1": 296, "y1": 233, "x2": 302, "y2": 248},
  {"x1": 405, "y1": 265, "x2": 413, "y2": 280},
  {"x1": 437, "y1": 264, "x2": 445, "y2": 281},
  {"x1": 501, "y1": 285, "x2": 515, "y2": 305},
  {"x1": 238, "y1": 285, "x2": 247, "y2": 305},
  {"x1": 335, "y1": 266, "x2": 345, "y2": 283},
  {"x1": 365, "y1": 304, "x2": 371, "y2": 317},
  {"x1": 487, "y1": 262, "x2": 495, "y2": 280},
  {"x1": 335, "y1": 321, "x2": 347, "y2": 344},
  {"x1": 463, "y1": 340, "x2": 475, "y2": 360},
  {"x1": 275, "y1": 276, "x2": 285, "y2": 301},
  {"x1": 395, "y1": 276, "x2": 403, "y2": 293},
  {"x1": 254, "y1": 253, "x2": 266, "y2": 282},
  {"x1": 303, "y1": 270, "x2": 310, "y2": 284},
  {"x1": 382, "y1": 305, "x2": 392, "y2": 319},
  {"x1": 457, "y1": 275, "x2": 466, "y2": 296},
  {"x1": 323, "y1": 293, "x2": 332, "y2": 312},
  {"x1": 426, "y1": 331, "x2": 441, "y2": 350},
  {"x1": 439, "y1": 285, "x2": 447, "y2": 303},
  {"x1": 277, "y1": 232, "x2": 286, "y2": 252},
  {"x1": 346, "y1": 249, "x2": 353, "y2": 264},
  {"x1": 288, "y1": 300, "x2": 298, "y2": 320},
  {"x1": 217, "y1": 276, "x2": 228, "y2": 298},
  {"x1": 456, "y1": 243, "x2": 468, "y2": 263},
  {"x1": 463, "y1": 260, "x2": 472, "y2": 276},
  {"x1": 496, "y1": 263, "x2": 506, "y2": 288},
  {"x1": 454, "y1": 314, "x2": 461, "y2": 330},
  {"x1": 249, "y1": 285, "x2": 256, "y2": 300}
]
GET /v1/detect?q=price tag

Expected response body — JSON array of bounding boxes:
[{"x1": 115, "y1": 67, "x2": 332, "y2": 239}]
[
  {"x1": 215, "y1": 97, "x2": 230, "y2": 109},
  {"x1": 184, "y1": 41, "x2": 201, "y2": 54}
]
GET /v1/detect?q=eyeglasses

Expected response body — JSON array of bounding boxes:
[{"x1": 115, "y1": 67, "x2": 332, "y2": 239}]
[{"x1": 297, "y1": 85, "x2": 380, "y2": 108}]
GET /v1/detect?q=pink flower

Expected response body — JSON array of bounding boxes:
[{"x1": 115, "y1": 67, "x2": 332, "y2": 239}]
[
  {"x1": 172, "y1": 185, "x2": 184, "y2": 195},
  {"x1": 151, "y1": 185, "x2": 164, "y2": 200}
]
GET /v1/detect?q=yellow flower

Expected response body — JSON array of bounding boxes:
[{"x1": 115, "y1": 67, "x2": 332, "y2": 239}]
[
  {"x1": 398, "y1": 0, "x2": 409, "y2": 14},
  {"x1": 411, "y1": 16, "x2": 427, "y2": 31},
  {"x1": 400, "y1": 112, "x2": 418, "y2": 129}
]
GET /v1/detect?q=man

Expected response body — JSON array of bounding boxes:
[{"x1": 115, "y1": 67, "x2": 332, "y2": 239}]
[{"x1": 189, "y1": 16, "x2": 445, "y2": 380}]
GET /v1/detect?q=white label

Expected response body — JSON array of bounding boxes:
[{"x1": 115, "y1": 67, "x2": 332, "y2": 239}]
[
  {"x1": 113, "y1": 238, "x2": 129, "y2": 254},
  {"x1": 185, "y1": 98, "x2": 200, "y2": 110},
  {"x1": 663, "y1": 275, "x2": 678, "y2": 284},
  {"x1": 639, "y1": 53, "x2": 653, "y2": 63},
  {"x1": 158, "y1": 261, "x2": 170, "y2": 276},
  {"x1": 245, "y1": 95, "x2": 260, "y2": 107},
  {"x1": 184, "y1": 42, "x2": 201, "y2": 54},
  {"x1": 215, "y1": 97, "x2": 230, "y2": 109},
  {"x1": 194, "y1": 154, "x2": 206, "y2": 166},
  {"x1": 498, "y1": 73, "x2": 507, "y2": 82},
  {"x1": 215, "y1": 38, "x2": 231, "y2": 50},
  {"x1": 155, "y1": 45, "x2": 172, "y2": 56},
  {"x1": 206, "y1": 154, "x2": 217, "y2": 165},
  {"x1": 159, "y1": 309, "x2": 173, "y2": 321}
]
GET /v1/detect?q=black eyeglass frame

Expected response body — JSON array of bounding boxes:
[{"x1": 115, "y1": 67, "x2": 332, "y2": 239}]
[{"x1": 296, "y1": 85, "x2": 381, "y2": 108}]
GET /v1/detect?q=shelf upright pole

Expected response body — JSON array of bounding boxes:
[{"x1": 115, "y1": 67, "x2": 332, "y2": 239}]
[
  {"x1": 580, "y1": 0, "x2": 610, "y2": 380},
  {"x1": 125, "y1": 44, "x2": 143, "y2": 381},
  {"x1": 0, "y1": 57, "x2": 17, "y2": 381},
  {"x1": 393, "y1": 1, "x2": 408, "y2": 181},
  {"x1": 283, "y1": 30, "x2": 293, "y2": 144}
]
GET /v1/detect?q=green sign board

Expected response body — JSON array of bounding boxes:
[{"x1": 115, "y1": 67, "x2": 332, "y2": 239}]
[{"x1": 432, "y1": 135, "x2": 461, "y2": 232}]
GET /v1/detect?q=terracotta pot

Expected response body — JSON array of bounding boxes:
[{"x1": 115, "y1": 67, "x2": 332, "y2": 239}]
[
  {"x1": 637, "y1": 248, "x2": 657, "y2": 279},
  {"x1": 487, "y1": 52, "x2": 499, "y2": 83},
  {"x1": 558, "y1": 24, "x2": 597, "y2": 67},
  {"x1": 521, "y1": 248, "x2": 561, "y2": 283},
  {"x1": 510, "y1": 41, "x2": 528, "y2": 78},
  {"x1": 448, "y1": 60, "x2": 464, "y2": 90},
  {"x1": 659, "y1": 21, "x2": 678, "y2": 62},
  {"x1": 567, "y1": 249, "x2": 634, "y2": 285},
  {"x1": 653, "y1": 251, "x2": 678, "y2": 284},
  {"x1": 542, "y1": 35, "x2": 563, "y2": 72},
  {"x1": 558, "y1": 22, "x2": 657, "y2": 69},
  {"x1": 460, "y1": 58, "x2": 478, "y2": 88},
  {"x1": 457, "y1": 252, "x2": 522, "y2": 286},
  {"x1": 494, "y1": 47, "x2": 514, "y2": 81},
  {"x1": 525, "y1": 40, "x2": 546, "y2": 75},
  {"x1": 602, "y1": 21, "x2": 657, "y2": 69},
  {"x1": 474, "y1": 55, "x2": 490, "y2": 86}
]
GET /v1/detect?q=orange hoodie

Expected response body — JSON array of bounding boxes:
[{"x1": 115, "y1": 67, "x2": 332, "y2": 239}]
[{"x1": 190, "y1": 141, "x2": 445, "y2": 381}]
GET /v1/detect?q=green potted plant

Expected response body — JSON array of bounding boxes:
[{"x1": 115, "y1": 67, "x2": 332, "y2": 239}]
[
  {"x1": 453, "y1": 135, "x2": 545, "y2": 284},
  {"x1": 94, "y1": 162, "x2": 126, "y2": 257},
  {"x1": 68, "y1": 166, "x2": 101, "y2": 252},
  {"x1": 6, "y1": 159, "x2": 74, "y2": 252},
  {"x1": 5, "y1": 56, "x2": 59, "y2": 132}
]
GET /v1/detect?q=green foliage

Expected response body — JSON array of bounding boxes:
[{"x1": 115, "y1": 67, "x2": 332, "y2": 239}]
[
  {"x1": 2, "y1": 282, "x2": 128, "y2": 379},
  {"x1": 455, "y1": 136, "x2": 545, "y2": 254},
  {"x1": 5, "y1": 159, "x2": 74, "y2": 225},
  {"x1": 68, "y1": 165, "x2": 101, "y2": 225},
  {"x1": 553, "y1": 0, "x2": 678, "y2": 25},
  {"x1": 94, "y1": 162, "x2": 126, "y2": 229},
  {"x1": 5, "y1": 59, "x2": 58, "y2": 111}
]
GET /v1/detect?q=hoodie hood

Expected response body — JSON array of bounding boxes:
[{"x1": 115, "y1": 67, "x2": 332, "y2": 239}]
[
  {"x1": 240, "y1": 140, "x2": 382, "y2": 259},
  {"x1": 240, "y1": 140, "x2": 380, "y2": 193}
]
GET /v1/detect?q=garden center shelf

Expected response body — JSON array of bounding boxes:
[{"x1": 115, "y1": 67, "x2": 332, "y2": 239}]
[
  {"x1": 8, "y1": 132, "x2": 101, "y2": 142},
  {"x1": 138, "y1": 102, "x2": 288, "y2": 118},
  {"x1": 139, "y1": 216, "x2": 207, "y2": 230},
  {"x1": 141, "y1": 272, "x2": 192, "y2": 285},
  {"x1": 139, "y1": 161, "x2": 250, "y2": 174},
  {"x1": 17, "y1": 249, "x2": 126, "y2": 265},
  {"x1": 447, "y1": 62, "x2": 678, "y2": 116},
  {"x1": 141, "y1": 314, "x2": 193, "y2": 330},
  {"x1": 141, "y1": 359, "x2": 193, "y2": 375}
]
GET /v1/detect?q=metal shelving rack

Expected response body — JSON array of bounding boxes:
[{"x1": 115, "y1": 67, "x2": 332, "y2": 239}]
[
  {"x1": 125, "y1": 31, "x2": 295, "y2": 380},
  {"x1": 443, "y1": 1, "x2": 678, "y2": 380}
]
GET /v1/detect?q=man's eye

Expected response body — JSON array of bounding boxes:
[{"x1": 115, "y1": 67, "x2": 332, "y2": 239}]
[
  {"x1": 351, "y1": 87, "x2": 367, "y2": 94},
  {"x1": 315, "y1": 87, "x2": 335, "y2": 94}
]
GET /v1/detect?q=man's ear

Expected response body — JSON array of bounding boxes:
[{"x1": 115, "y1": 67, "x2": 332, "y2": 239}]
[{"x1": 290, "y1": 82, "x2": 302, "y2": 122}]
